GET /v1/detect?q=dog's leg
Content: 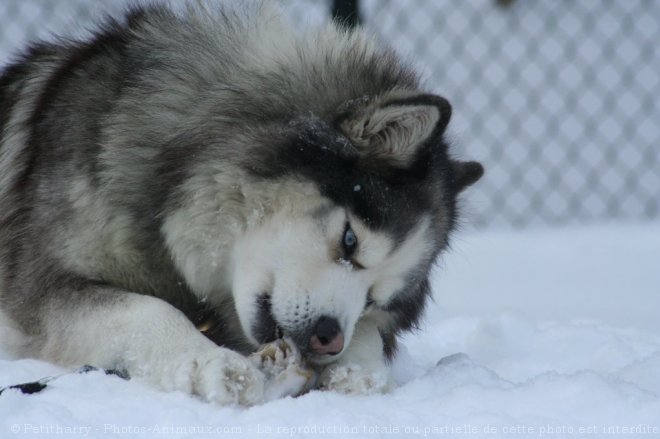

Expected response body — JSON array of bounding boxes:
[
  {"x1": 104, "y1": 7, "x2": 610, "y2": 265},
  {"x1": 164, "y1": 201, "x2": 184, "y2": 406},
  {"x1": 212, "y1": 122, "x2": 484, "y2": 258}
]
[
  {"x1": 319, "y1": 317, "x2": 391, "y2": 395},
  {"x1": 29, "y1": 288, "x2": 265, "y2": 405}
]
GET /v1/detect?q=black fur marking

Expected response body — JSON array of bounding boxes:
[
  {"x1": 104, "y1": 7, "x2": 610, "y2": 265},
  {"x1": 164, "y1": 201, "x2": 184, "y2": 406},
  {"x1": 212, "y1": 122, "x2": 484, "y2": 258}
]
[
  {"x1": 451, "y1": 160, "x2": 485, "y2": 193},
  {"x1": 248, "y1": 116, "x2": 442, "y2": 244},
  {"x1": 384, "y1": 277, "x2": 432, "y2": 332},
  {"x1": 180, "y1": 297, "x2": 254, "y2": 354},
  {"x1": 252, "y1": 294, "x2": 279, "y2": 345},
  {"x1": 0, "y1": 47, "x2": 36, "y2": 142},
  {"x1": 380, "y1": 329, "x2": 398, "y2": 361},
  {"x1": 381, "y1": 276, "x2": 433, "y2": 358}
]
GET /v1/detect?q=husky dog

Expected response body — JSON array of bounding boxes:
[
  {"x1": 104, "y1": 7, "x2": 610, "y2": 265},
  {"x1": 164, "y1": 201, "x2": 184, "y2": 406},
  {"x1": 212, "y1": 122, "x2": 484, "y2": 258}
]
[{"x1": 0, "y1": 3, "x2": 482, "y2": 405}]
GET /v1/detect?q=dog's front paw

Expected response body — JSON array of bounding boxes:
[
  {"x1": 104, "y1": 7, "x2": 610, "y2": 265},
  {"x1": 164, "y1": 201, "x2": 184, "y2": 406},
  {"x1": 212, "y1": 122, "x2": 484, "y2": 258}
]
[
  {"x1": 151, "y1": 346, "x2": 265, "y2": 406},
  {"x1": 192, "y1": 348, "x2": 265, "y2": 405},
  {"x1": 249, "y1": 337, "x2": 316, "y2": 401},
  {"x1": 320, "y1": 363, "x2": 389, "y2": 395}
]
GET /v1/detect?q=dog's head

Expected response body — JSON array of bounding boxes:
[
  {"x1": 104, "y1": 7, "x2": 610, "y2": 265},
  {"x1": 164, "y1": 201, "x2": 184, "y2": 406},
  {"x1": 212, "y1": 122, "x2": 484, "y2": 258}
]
[{"x1": 230, "y1": 93, "x2": 483, "y2": 364}]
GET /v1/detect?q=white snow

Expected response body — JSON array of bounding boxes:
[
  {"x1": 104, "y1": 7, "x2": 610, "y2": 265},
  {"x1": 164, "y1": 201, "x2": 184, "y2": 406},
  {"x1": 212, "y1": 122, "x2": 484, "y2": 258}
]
[{"x1": 2, "y1": 222, "x2": 660, "y2": 438}]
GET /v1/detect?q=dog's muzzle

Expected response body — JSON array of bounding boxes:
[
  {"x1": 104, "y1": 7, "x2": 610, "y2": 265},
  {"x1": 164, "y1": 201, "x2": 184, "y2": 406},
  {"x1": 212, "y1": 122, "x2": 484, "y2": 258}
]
[{"x1": 252, "y1": 295, "x2": 345, "y2": 358}]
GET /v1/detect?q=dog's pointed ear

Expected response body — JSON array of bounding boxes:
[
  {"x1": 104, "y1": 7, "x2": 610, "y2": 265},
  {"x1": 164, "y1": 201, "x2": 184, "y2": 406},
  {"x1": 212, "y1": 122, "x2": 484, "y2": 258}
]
[
  {"x1": 338, "y1": 95, "x2": 451, "y2": 167},
  {"x1": 451, "y1": 160, "x2": 484, "y2": 193}
]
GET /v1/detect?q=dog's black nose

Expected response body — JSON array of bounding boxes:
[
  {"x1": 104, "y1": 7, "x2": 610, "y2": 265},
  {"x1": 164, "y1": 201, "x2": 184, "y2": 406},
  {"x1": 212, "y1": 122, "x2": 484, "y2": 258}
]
[{"x1": 309, "y1": 316, "x2": 344, "y2": 355}]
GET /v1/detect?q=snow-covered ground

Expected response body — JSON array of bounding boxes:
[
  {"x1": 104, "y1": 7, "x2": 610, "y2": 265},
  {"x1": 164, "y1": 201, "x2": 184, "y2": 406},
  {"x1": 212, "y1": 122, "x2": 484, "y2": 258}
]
[{"x1": 1, "y1": 222, "x2": 659, "y2": 438}]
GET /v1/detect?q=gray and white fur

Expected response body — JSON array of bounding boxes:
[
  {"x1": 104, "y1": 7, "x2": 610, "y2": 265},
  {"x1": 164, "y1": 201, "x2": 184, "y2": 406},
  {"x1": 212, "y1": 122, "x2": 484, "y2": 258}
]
[{"x1": 0, "y1": 3, "x2": 483, "y2": 405}]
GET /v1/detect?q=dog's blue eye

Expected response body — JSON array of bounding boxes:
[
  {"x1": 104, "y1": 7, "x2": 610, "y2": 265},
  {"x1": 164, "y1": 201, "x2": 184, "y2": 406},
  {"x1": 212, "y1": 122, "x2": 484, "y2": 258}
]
[{"x1": 342, "y1": 225, "x2": 357, "y2": 256}]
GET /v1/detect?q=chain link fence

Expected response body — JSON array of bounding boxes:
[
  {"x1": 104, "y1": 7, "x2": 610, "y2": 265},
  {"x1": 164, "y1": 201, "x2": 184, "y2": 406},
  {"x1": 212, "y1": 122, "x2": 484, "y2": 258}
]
[{"x1": 1, "y1": 0, "x2": 658, "y2": 229}]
